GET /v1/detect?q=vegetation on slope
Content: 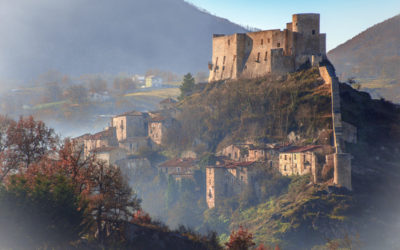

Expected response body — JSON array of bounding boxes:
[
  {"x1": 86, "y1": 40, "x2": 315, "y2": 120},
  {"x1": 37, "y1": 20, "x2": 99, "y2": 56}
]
[{"x1": 166, "y1": 68, "x2": 333, "y2": 154}]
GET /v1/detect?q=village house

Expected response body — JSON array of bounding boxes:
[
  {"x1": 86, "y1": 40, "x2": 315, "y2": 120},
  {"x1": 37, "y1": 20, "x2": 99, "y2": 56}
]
[
  {"x1": 93, "y1": 147, "x2": 127, "y2": 166},
  {"x1": 278, "y1": 145, "x2": 322, "y2": 177},
  {"x1": 148, "y1": 115, "x2": 173, "y2": 145},
  {"x1": 145, "y1": 75, "x2": 163, "y2": 88},
  {"x1": 83, "y1": 127, "x2": 118, "y2": 158},
  {"x1": 111, "y1": 111, "x2": 149, "y2": 142},
  {"x1": 218, "y1": 143, "x2": 280, "y2": 166},
  {"x1": 206, "y1": 160, "x2": 256, "y2": 208},
  {"x1": 118, "y1": 137, "x2": 150, "y2": 155},
  {"x1": 158, "y1": 158, "x2": 198, "y2": 181}
]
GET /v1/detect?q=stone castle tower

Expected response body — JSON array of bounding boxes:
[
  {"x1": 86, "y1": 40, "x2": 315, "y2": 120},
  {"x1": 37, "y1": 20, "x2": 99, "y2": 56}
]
[{"x1": 208, "y1": 13, "x2": 326, "y2": 82}]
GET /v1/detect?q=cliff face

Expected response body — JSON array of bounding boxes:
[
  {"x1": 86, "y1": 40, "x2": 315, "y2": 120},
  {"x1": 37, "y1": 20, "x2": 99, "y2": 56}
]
[{"x1": 328, "y1": 14, "x2": 400, "y2": 103}]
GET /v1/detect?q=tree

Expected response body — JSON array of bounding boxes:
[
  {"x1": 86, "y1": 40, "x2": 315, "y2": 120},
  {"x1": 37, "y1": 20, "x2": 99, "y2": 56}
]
[
  {"x1": 64, "y1": 84, "x2": 88, "y2": 104},
  {"x1": 88, "y1": 162, "x2": 141, "y2": 244},
  {"x1": 225, "y1": 226, "x2": 256, "y2": 250},
  {"x1": 0, "y1": 173, "x2": 87, "y2": 249},
  {"x1": 179, "y1": 73, "x2": 195, "y2": 100},
  {"x1": 0, "y1": 116, "x2": 57, "y2": 181}
]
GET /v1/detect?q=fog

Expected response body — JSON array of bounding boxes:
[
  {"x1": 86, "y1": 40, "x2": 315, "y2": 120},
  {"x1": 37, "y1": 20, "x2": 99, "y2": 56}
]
[{"x1": 0, "y1": 0, "x2": 247, "y2": 82}]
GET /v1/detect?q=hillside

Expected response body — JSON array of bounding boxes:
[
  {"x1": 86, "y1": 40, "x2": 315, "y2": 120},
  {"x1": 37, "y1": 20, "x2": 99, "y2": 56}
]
[
  {"x1": 328, "y1": 14, "x2": 400, "y2": 102},
  {"x1": 166, "y1": 68, "x2": 400, "y2": 249},
  {"x1": 167, "y1": 68, "x2": 333, "y2": 153},
  {"x1": 0, "y1": 0, "x2": 248, "y2": 81}
]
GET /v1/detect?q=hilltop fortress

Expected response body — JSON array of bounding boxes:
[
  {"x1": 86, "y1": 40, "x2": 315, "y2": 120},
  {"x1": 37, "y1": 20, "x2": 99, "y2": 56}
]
[{"x1": 208, "y1": 13, "x2": 326, "y2": 82}]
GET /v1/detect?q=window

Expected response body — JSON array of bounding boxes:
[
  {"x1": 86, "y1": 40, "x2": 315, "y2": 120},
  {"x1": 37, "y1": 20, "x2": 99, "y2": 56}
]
[
  {"x1": 223, "y1": 56, "x2": 226, "y2": 65},
  {"x1": 267, "y1": 38, "x2": 270, "y2": 43},
  {"x1": 235, "y1": 152, "x2": 238, "y2": 159},
  {"x1": 261, "y1": 39, "x2": 264, "y2": 45},
  {"x1": 294, "y1": 154, "x2": 296, "y2": 160},
  {"x1": 303, "y1": 155, "x2": 306, "y2": 161},
  {"x1": 264, "y1": 51, "x2": 268, "y2": 61},
  {"x1": 177, "y1": 167, "x2": 180, "y2": 173},
  {"x1": 284, "y1": 165, "x2": 287, "y2": 171},
  {"x1": 270, "y1": 161, "x2": 273, "y2": 167},
  {"x1": 222, "y1": 66, "x2": 225, "y2": 70},
  {"x1": 228, "y1": 39, "x2": 230, "y2": 46},
  {"x1": 277, "y1": 43, "x2": 280, "y2": 48},
  {"x1": 312, "y1": 30, "x2": 316, "y2": 35},
  {"x1": 241, "y1": 176, "x2": 244, "y2": 181},
  {"x1": 256, "y1": 52, "x2": 260, "y2": 62},
  {"x1": 284, "y1": 155, "x2": 287, "y2": 160}
]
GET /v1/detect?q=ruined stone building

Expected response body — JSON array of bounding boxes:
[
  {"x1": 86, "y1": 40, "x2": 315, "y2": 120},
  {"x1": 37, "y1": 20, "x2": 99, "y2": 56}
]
[
  {"x1": 278, "y1": 145, "x2": 322, "y2": 178},
  {"x1": 158, "y1": 158, "x2": 198, "y2": 182},
  {"x1": 206, "y1": 161, "x2": 256, "y2": 208},
  {"x1": 208, "y1": 13, "x2": 326, "y2": 82},
  {"x1": 111, "y1": 111, "x2": 149, "y2": 142},
  {"x1": 148, "y1": 116, "x2": 173, "y2": 145},
  {"x1": 83, "y1": 127, "x2": 118, "y2": 158},
  {"x1": 118, "y1": 137, "x2": 150, "y2": 155},
  {"x1": 217, "y1": 143, "x2": 279, "y2": 168},
  {"x1": 93, "y1": 147, "x2": 127, "y2": 166}
]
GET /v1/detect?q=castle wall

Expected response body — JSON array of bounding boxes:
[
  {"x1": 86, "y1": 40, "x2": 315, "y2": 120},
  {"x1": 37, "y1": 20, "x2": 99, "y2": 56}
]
[
  {"x1": 292, "y1": 14, "x2": 321, "y2": 56},
  {"x1": 208, "y1": 13, "x2": 326, "y2": 82},
  {"x1": 208, "y1": 34, "x2": 241, "y2": 82},
  {"x1": 240, "y1": 30, "x2": 284, "y2": 78}
]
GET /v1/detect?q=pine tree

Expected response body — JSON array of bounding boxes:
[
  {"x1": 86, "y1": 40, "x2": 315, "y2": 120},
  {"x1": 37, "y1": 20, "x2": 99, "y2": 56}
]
[{"x1": 179, "y1": 73, "x2": 195, "y2": 100}]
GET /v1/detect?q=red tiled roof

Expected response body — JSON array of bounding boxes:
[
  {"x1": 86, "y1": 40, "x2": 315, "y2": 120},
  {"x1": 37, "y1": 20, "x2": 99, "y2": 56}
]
[
  {"x1": 283, "y1": 145, "x2": 322, "y2": 153},
  {"x1": 160, "y1": 98, "x2": 177, "y2": 104},
  {"x1": 159, "y1": 158, "x2": 196, "y2": 168},
  {"x1": 115, "y1": 111, "x2": 148, "y2": 117},
  {"x1": 150, "y1": 116, "x2": 166, "y2": 122},
  {"x1": 89, "y1": 128, "x2": 115, "y2": 140}
]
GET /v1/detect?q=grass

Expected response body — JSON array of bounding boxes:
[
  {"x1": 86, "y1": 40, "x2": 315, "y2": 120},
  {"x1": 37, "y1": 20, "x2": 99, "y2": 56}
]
[
  {"x1": 32, "y1": 100, "x2": 68, "y2": 110},
  {"x1": 124, "y1": 88, "x2": 180, "y2": 99}
]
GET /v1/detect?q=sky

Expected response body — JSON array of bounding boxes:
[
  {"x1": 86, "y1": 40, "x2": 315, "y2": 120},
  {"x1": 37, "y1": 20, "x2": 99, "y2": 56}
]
[{"x1": 186, "y1": 0, "x2": 400, "y2": 51}]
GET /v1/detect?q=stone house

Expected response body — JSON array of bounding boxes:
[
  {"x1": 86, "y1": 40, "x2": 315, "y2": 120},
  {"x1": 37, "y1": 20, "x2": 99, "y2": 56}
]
[
  {"x1": 218, "y1": 143, "x2": 279, "y2": 166},
  {"x1": 83, "y1": 127, "x2": 118, "y2": 158},
  {"x1": 218, "y1": 144, "x2": 249, "y2": 162},
  {"x1": 206, "y1": 161, "x2": 256, "y2": 208},
  {"x1": 111, "y1": 111, "x2": 149, "y2": 142},
  {"x1": 148, "y1": 116, "x2": 173, "y2": 145},
  {"x1": 158, "y1": 158, "x2": 198, "y2": 181},
  {"x1": 93, "y1": 147, "x2": 127, "y2": 166},
  {"x1": 208, "y1": 13, "x2": 326, "y2": 82},
  {"x1": 118, "y1": 137, "x2": 150, "y2": 155},
  {"x1": 278, "y1": 145, "x2": 321, "y2": 177}
]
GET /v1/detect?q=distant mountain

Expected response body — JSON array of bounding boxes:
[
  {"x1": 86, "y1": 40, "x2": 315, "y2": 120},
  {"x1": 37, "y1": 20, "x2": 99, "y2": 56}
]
[
  {"x1": 0, "y1": 0, "x2": 248, "y2": 81},
  {"x1": 328, "y1": 14, "x2": 400, "y2": 102}
]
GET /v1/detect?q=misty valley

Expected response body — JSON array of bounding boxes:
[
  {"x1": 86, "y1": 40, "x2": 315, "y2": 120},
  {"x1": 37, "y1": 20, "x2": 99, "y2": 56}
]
[{"x1": 0, "y1": 2, "x2": 400, "y2": 250}]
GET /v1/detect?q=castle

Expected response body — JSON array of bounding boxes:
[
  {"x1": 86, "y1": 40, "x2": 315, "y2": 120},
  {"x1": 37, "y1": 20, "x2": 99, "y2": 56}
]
[{"x1": 208, "y1": 13, "x2": 326, "y2": 82}]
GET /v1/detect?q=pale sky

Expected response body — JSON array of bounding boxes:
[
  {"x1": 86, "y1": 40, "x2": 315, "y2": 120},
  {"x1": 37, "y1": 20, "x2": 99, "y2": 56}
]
[{"x1": 186, "y1": 0, "x2": 400, "y2": 51}]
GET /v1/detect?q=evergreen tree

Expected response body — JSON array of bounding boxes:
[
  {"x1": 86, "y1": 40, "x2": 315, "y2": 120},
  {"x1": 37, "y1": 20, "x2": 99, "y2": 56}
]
[{"x1": 179, "y1": 73, "x2": 195, "y2": 100}]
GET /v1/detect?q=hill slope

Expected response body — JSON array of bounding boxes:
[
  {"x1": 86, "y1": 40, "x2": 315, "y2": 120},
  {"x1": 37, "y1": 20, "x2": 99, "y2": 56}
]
[
  {"x1": 167, "y1": 68, "x2": 400, "y2": 249},
  {"x1": 0, "y1": 0, "x2": 248, "y2": 80},
  {"x1": 328, "y1": 14, "x2": 400, "y2": 102}
]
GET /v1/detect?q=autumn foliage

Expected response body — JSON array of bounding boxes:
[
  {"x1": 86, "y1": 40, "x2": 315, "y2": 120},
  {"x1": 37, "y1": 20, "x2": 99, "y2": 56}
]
[
  {"x1": 225, "y1": 226, "x2": 256, "y2": 250},
  {"x1": 0, "y1": 116, "x2": 141, "y2": 247}
]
